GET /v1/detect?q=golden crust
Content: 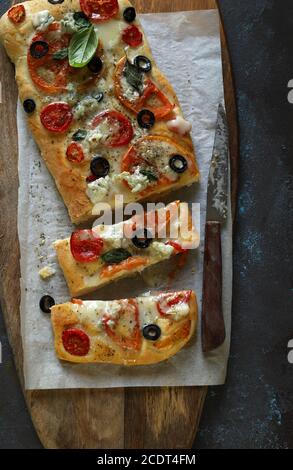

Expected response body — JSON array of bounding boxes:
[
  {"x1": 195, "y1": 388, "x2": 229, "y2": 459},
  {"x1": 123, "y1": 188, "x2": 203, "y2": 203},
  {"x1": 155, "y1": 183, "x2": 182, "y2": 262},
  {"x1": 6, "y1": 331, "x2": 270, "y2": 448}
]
[
  {"x1": 51, "y1": 291, "x2": 198, "y2": 365},
  {"x1": 0, "y1": 0, "x2": 199, "y2": 224},
  {"x1": 54, "y1": 201, "x2": 200, "y2": 297}
]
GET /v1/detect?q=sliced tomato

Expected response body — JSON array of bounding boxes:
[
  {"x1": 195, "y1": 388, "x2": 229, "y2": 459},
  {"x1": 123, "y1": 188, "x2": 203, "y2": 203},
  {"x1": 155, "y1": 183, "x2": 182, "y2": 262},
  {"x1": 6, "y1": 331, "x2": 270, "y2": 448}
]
[
  {"x1": 28, "y1": 23, "x2": 103, "y2": 94},
  {"x1": 165, "y1": 241, "x2": 188, "y2": 253},
  {"x1": 70, "y1": 229, "x2": 104, "y2": 263},
  {"x1": 114, "y1": 57, "x2": 174, "y2": 120},
  {"x1": 157, "y1": 291, "x2": 192, "y2": 318},
  {"x1": 92, "y1": 110, "x2": 133, "y2": 147},
  {"x1": 8, "y1": 5, "x2": 26, "y2": 24},
  {"x1": 102, "y1": 299, "x2": 141, "y2": 351},
  {"x1": 100, "y1": 256, "x2": 148, "y2": 279},
  {"x1": 66, "y1": 142, "x2": 85, "y2": 163},
  {"x1": 40, "y1": 102, "x2": 73, "y2": 133},
  {"x1": 122, "y1": 25, "x2": 143, "y2": 47},
  {"x1": 80, "y1": 0, "x2": 119, "y2": 22},
  {"x1": 121, "y1": 136, "x2": 174, "y2": 193},
  {"x1": 28, "y1": 24, "x2": 71, "y2": 94},
  {"x1": 62, "y1": 328, "x2": 90, "y2": 356}
]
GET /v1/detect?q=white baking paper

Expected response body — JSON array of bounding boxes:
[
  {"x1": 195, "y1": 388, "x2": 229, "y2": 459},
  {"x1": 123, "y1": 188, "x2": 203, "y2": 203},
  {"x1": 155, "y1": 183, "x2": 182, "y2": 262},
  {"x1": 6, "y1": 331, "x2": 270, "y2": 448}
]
[{"x1": 17, "y1": 10, "x2": 232, "y2": 390}]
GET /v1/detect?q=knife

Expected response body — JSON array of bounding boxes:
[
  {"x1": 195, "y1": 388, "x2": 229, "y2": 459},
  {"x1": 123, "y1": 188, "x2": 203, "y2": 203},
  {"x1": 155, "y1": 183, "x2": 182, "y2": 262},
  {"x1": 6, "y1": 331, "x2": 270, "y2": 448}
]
[{"x1": 202, "y1": 103, "x2": 229, "y2": 353}]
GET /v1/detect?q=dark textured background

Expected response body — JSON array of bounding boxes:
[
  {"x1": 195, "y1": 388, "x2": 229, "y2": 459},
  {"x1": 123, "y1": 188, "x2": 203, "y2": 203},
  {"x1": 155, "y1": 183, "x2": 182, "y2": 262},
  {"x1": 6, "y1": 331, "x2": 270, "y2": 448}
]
[{"x1": 0, "y1": 0, "x2": 292, "y2": 449}]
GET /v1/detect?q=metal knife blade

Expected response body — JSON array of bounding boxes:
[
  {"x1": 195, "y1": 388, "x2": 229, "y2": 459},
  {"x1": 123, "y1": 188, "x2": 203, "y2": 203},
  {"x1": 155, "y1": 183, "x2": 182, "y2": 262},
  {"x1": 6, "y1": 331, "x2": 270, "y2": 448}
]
[
  {"x1": 206, "y1": 103, "x2": 229, "y2": 223},
  {"x1": 202, "y1": 103, "x2": 229, "y2": 353}
]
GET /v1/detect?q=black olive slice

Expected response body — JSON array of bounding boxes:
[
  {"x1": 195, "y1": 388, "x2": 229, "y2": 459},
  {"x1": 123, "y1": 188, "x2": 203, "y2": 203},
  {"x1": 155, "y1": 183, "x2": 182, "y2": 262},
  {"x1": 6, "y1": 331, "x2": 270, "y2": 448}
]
[
  {"x1": 143, "y1": 324, "x2": 161, "y2": 341},
  {"x1": 23, "y1": 99, "x2": 36, "y2": 114},
  {"x1": 73, "y1": 11, "x2": 88, "y2": 21},
  {"x1": 92, "y1": 91, "x2": 104, "y2": 102},
  {"x1": 90, "y1": 157, "x2": 110, "y2": 178},
  {"x1": 134, "y1": 55, "x2": 152, "y2": 73},
  {"x1": 123, "y1": 7, "x2": 136, "y2": 23},
  {"x1": 137, "y1": 109, "x2": 155, "y2": 129},
  {"x1": 87, "y1": 57, "x2": 103, "y2": 74},
  {"x1": 132, "y1": 229, "x2": 153, "y2": 249},
  {"x1": 30, "y1": 41, "x2": 49, "y2": 59},
  {"x1": 72, "y1": 129, "x2": 87, "y2": 141},
  {"x1": 169, "y1": 155, "x2": 188, "y2": 174},
  {"x1": 39, "y1": 295, "x2": 55, "y2": 313},
  {"x1": 48, "y1": 0, "x2": 64, "y2": 4}
]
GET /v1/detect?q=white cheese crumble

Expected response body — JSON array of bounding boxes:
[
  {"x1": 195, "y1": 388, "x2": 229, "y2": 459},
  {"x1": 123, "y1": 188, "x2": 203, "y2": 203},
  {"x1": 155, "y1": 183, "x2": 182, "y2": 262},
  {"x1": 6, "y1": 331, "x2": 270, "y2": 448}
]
[
  {"x1": 39, "y1": 266, "x2": 56, "y2": 280},
  {"x1": 115, "y1": 168, "x2": 149, "y2": 193},
  {"x1": 32, "y1": 10, "x2": 54, "y2": 31},
  {"x1": 147, "y1": 241, "x2": 174, "y2": 260},
  {"x1": 86, "y1": 176, "x2": 111, "y2": 203},
  {"x1": 120, "y1": 75, "x2": 140, "y2": 102},
  {"x1": 60, "y1": 12, "x2": 80, "y2": 34},
  {"x1": 74, "y1": 97, "x2": 101, "y2": 120}
]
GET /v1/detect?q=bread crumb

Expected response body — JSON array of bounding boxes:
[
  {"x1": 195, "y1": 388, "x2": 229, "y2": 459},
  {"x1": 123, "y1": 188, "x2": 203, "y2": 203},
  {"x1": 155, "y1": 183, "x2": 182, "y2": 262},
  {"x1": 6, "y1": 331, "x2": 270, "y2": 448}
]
[{"x1": 39, "y1": 266, "x2": 56, "y2": 280}]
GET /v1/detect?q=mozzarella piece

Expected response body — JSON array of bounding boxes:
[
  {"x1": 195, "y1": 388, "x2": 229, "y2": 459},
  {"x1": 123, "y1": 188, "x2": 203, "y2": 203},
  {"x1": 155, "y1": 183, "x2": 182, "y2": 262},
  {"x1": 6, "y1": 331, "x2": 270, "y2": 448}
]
[
  {"x1": 167, "y1": 115, "x2": 192, "y2": 136},
  {"x1": 32, "y1": 10, "x2": 54, "y2": 31}
]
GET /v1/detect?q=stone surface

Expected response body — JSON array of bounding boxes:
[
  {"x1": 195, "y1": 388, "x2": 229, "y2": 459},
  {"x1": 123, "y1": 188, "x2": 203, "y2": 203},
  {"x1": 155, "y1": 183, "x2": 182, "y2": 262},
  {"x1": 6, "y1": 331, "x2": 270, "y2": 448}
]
[{"x1": 0, "y1": 0, "x2": 292, "y2": 449}]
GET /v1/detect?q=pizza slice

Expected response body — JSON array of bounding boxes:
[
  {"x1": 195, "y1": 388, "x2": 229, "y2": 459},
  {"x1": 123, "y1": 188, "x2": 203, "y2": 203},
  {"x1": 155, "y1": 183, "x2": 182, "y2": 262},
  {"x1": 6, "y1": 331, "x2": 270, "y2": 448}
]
[
  {"x1": 50, "y1": 290, "x2": 197, "y2": 364},
  {"x1": 0, "y1": 0, "x2": 199, "y2": 224},
  {"x1": 54, "y1": 201, "x2": 199, "y2": 296}
]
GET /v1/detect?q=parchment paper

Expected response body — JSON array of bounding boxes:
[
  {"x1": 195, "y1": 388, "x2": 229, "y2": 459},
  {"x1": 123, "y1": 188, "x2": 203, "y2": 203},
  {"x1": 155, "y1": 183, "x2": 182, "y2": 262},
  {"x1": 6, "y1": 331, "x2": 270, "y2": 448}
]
[{"x1": 17, "y1": 10, "x2": 232, "y2": 390}]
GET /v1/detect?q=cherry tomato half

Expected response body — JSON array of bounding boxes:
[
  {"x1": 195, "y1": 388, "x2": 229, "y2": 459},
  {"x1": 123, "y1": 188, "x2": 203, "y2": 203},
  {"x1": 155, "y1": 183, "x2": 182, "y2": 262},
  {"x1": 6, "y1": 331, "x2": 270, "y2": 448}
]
[
  {"x1": 8, "y1": 5, "x2": 26, "y2": 24},
  {"x1": 66, "y1": 142, "x2": 85, "y2": 163},
  {"x1": 80, "y1": 0, "x2": 119, "y2": 23},
  {"x1": 62, "y1": 329, "x2": 90, "y2": 356},
  {"x1": 40, "y1": 102, "x2": 73, "y2": 133},
  {"x1": 70, "y1": 229, "x2": 104, "y2": 263},
  {"x1": 92, "y1": 110, "x2": 133, "y2": 147},
  {"x1": 122, "y1": 25, "x2": 143, "y2": 47}
]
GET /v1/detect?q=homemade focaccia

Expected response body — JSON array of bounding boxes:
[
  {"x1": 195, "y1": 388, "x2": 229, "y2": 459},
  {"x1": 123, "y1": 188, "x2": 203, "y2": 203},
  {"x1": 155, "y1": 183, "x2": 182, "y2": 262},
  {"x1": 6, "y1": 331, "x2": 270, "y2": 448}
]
[
  {"x1": 51, "y1": 291, "x2": 197, "y2": 364},
  {"x1": 0, "y1": 0, "x2": 199, "y2": 224},
  {"x1": 54, "y1": 201, "x2": 199, "y2": 296}
]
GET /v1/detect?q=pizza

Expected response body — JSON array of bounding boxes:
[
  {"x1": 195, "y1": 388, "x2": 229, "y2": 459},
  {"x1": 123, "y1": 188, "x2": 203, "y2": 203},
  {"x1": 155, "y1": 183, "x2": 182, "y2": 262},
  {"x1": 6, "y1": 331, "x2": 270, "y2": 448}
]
[
  {"x1": 0, "y1": 0, "x2": 199, "y2": 224},
  {"x1": 51, "y1": 290, "x2": 197, "y2": 364},
  {"x1": 54, "y1": 201, "x2": 200, "y2": 296}
]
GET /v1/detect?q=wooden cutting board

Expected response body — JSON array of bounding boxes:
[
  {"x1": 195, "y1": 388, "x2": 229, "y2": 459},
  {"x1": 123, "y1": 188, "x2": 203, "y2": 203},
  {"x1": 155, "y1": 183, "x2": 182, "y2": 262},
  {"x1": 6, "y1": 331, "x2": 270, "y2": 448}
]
[{"x1": 0, "y1": 0, "x2": 238, "y2": 449}]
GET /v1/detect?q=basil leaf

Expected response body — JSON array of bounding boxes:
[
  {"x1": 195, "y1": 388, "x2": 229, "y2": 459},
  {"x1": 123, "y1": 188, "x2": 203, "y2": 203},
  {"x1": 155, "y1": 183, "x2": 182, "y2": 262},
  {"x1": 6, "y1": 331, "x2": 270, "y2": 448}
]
[
  {"x1": 69, "y1": 26, "x2": 98, "y2": 68},
  {"x1": 101, "y1": 249, "x2": 132, "y2": 265},
  {"x1": 124, "y1": 60, "x2": 143, "y2": 94},
  {"x1": 139, "y1": 169, "x2": 158, "y2": 182},
  {"x1": 53, "y1": 48, "x2": 68, "y2": 60},
  {"x1": 72, "y1": 129, "x2": 87, "y2": 141}
]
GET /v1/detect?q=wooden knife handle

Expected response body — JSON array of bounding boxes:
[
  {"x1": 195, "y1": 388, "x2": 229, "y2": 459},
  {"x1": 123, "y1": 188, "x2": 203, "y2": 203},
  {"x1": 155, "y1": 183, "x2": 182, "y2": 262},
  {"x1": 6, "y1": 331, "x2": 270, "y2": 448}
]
[{"x1": 202, "y1": 221, "x2": 226, "y2": 352}]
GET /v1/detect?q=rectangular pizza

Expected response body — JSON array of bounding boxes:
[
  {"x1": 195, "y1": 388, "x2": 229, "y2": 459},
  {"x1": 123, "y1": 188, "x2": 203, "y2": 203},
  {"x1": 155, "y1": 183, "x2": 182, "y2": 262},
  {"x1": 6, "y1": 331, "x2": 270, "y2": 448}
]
[
  {"x1": 51, "y1": 290, "x2": 198, "y2": 364},
  {"x1": 0, "y1": 0, "x2": 200, "y2": 224},
  {"x1": 54, "y1": 200, "x2": 199, "y2": 296}
]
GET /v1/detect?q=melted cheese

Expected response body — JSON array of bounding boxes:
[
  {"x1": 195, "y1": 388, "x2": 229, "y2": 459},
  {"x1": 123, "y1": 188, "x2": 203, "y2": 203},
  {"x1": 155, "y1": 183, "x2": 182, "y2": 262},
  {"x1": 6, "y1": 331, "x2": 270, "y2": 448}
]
[{"x1": 70, "y1": 294, "x2": 190, "y2": 334}]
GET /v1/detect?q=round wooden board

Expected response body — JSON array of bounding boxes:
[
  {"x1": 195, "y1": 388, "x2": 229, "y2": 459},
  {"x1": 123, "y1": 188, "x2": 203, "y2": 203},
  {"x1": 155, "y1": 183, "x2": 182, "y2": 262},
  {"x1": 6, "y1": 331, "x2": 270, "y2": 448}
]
[{"x1": 0, "y1": 0, "x2": 238, "y2": 449}]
